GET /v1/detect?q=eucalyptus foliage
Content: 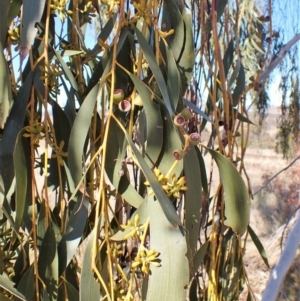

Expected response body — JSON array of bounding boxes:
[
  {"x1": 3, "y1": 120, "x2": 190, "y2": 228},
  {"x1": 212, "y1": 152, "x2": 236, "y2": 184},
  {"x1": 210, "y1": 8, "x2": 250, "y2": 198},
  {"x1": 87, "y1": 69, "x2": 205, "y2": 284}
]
[{"x1": 0, "y1": 0, "x2": 277, "y2": 300}]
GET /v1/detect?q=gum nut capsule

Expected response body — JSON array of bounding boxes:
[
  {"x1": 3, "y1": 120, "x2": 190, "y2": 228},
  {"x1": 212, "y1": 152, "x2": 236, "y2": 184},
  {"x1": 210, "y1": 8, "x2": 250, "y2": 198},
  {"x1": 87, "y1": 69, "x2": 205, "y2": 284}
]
[
  {"x1": 113, "y1": 89, "x2": 124, "y2": 104},
  {"x1": 133, "y1": 94, "x2": 143, "y2": 106},
  {"x1": 118, "y1": 99, "x2": 131, "y2": 112},
  {"x1": 173, "y1": 115, "x2": 186, "y2": 127},
  {"x1": 180, "y1": 108, "x2": 193, "y2": 120},
  {"x1": 189, "y1": 133, "x2": 201, "y2": 145},
  {"x1": 172, "y1": 149, "x2": 185, "y2": 160}
]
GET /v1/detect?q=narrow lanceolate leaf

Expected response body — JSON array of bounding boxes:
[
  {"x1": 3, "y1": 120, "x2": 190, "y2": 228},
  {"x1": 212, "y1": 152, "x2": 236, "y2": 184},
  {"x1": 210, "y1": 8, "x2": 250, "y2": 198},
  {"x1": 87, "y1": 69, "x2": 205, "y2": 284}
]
[
  {"x1": 184, "y1": 147, "x2": 202, "y2": 260},
  {"x1": 17, "y1": 266, "x2": 35, "y2": 301},
  {"x1": 68, "y1": 84, "x2": 99, "y2": 185},
  {"x1": 80, "y1": 226, "x2": 101, "y2": 301},
  {"x1": 162, "y1": 0, "x2": 185, "y2": 61},
  {"x1": 204, "y1": 148, "x2": 250, "y2": 235},
  {"x1": 146, "y1": 195, "x2": 189, "y2": 301},
  {"x1": 232, "y1": 64, "x2": 245, "y2": 107},
  {"x1": 128, "y1": 73, "x2": 164, "y2": 166},
  {"x1": 177, "y1": 9, "x2": 195, "y2": 97},
  {"x1": 13, "y1": 132, "x2": 27, "y2": 231},
  {"x1": 0, "y1": 1, "x2": 9, "y2": 47},
  {"x1": 193, "y1": 240, "x2": 210, "y2": 270},
  {"x1": 38, "y1": 224, "x2": 59, "y2": 300},
  {"x1": 248, "y1": 225, "x2": 270, "y2": 268},
  {"x1": 0, "y1": 273, "x2": 26, "y2": 301},
  {"x1": 105, "y1": 116, "x2": 144, "y2": 208},
  {"x1": 135, "y1": 28, "x2": 174, "y2": 116},
  {"x1": 123, "y1": 130, "x2": 181, "y2": 226},
  {"x1": 0, "y1": 43, "x2": 13, "y2": 129},
  {"x1": 58, "y1": 195, "x2": 89, "y2": 275},
  {"x1": 20, "y1": 0, "x2": 46, "y2": 61}
]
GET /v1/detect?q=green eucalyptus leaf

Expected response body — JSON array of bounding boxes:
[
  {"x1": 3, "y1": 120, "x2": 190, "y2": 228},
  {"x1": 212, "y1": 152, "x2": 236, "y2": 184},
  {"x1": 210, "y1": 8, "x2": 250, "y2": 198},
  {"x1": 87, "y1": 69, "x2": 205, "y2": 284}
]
[
  {"x1": 58, "y1": 195, "x2": 89, "y2": 275},
  {"x1": 223, "y1": 40, "x2": 234, "y2": 78},
  {"x1": 177, "y1": 9, "x2": 195, "y2": 97},
  {"x1": 7, "y1": 0, "x2": 22, "y2": 24},
  {"x1": 105, "y1": 117, "x2": 144, "y2": 208},
  {"x1": 20, "y1": 0, "x2": 47, "y2": 61},
  {"x1": 232, "y1": 64, "x2": 245, "y2": 107},
  {"x1": 204, "y1": 0, "x2": 228, "y2": 32},
  {"x1": 80, "y1": 225, "x2": 102, "y2": 301},
  {"x1": 184, "y1": 146, "x2": 202, "y2": 259},
  {"x1": 128, "y1": 73, "x2": 164, "y2": 166},
  {"x1": 183, "y1": 98, "x2": 213, "y2": 123},
  {"x1": 194, "y1": 147, "x2": 208, "y2": 197},
  {"x1": 53, "y1": 49, "x2": 79, "y2": 94},
  {"x1": 204, "y1": 148, "x2": 250, "y2": 234},
  {"x1": 123, "y1": 129, "x2": 181, "y2": 226},
  {"x1": 38, "y1": 223, "x2": 59, "y2": 300},
  {"x1": 135, "y1": 28, "x2": 174, "y2": 115},
  {"x1": 65, "y1": 280, "x2": 79, "y2": 301},
  {"x1": 13, "y1": 132, "x2": 27, "y2": 232},
  {"x1": 0, "y1": 2, "x2": 9, "y2": 48},
  {"x1": 68, "y1": 84, "x2": 99, "y2": 185},
  {"x1": 193, "y1": 240, "x2": 209, "y2": 270},
  {"x1": 0, "y1": 273, "x2": 26, "y2": 301},
  {"x1": 236, "y1": 111, "x2": 255, "y2": 125},
  {"x1": 248, "y1": 225, "x2": 269, "y2": 268},
  {"x1": 16, "y1": 265, "x2": 35, "y2": 301},
  {"x1": 0, "y1": 43, "x2": 13, "y2": 129},
  {"x1": 163, "y1": 40, "x2": 181, "y2": 111},
  {"x1": 146, "y1": 195, "x2": 188, "y2": 300},
  {"x1": 162, "y1": 0, "x2": 185, "y2": 61}
]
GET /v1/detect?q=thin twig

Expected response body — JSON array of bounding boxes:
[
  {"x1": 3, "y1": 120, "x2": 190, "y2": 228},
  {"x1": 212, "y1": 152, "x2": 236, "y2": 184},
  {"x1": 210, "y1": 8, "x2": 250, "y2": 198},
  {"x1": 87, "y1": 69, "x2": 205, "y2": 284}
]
[{"x1": 253, "y1": 156, "x2": 300, "y2": 196}]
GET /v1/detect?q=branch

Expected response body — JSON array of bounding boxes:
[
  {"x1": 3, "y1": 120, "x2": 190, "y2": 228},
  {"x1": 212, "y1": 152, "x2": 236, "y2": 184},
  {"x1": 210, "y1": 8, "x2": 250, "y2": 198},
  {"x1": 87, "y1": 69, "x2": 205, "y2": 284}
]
[
  {"x1": 253, "y1": 156, "x2": 300, "y2": 196},
  {"x1": 262, "y1": 212, "x2": 300, "y2": 301}
]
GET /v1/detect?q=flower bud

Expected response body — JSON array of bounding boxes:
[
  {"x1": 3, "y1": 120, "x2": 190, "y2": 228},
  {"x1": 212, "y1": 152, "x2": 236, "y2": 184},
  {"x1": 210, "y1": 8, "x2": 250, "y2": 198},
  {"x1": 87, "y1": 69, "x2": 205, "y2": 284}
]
[
  {"x1": 180, "y1": 108, "x2": 193, "y2": 120},
  {"x1": 173, "y1": 115, "x2": 186, "y2": 127},
  {"x1": 172, "y1": 149, "x2": 185, "y2": 160},
  {"x1": 113, "y1": 89, "x2": 124, "y2": 104},
  {"x1": 189, "y1": 133, "x2": 201, "y2": 145},
  {"x1": 118, "y1": 99, "x2": 131, "y2": 112}
]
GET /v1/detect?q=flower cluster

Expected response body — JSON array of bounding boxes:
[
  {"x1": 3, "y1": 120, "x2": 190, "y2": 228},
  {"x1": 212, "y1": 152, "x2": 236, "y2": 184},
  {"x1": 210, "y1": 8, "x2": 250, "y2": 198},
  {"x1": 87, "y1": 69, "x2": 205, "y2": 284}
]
[
  {"x1": 120, "y1": 214, "x2": 145, "y2": 240},
  {"x1": 131, "y1": 248, "x2": 161, "y2": 274},
  {"x1": 144, "y1": 168, "x2": 188, "y2": 198}
]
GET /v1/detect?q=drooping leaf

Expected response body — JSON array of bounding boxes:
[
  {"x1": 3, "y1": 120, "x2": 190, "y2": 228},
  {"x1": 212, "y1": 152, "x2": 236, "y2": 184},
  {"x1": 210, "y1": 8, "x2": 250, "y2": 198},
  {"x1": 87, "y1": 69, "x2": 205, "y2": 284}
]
[
  {"x1": 105, "y1": 117, "x2": 144, "y2": 208},
  {"x1": 232, "y1": 64, "x2": 245, "y2": 107},
  {"x1": 0, "y1": 2, "x2": 9, "y2": 50},
  {"x1": 184, "y1": 146, "x2": 202, "y2": 260},
  {"x1": 146, "y1": 195, "x2": 188, "y2": 301},
  {"x1": 53, "y1": 49, "x2": 79, "y2": 94},
  {"x1": 194, "y1": 147, "x2": 208, "y2": 197},
  {"x1": 13, "y1": 132, "x2": 27, "y2": 232},
  {"x1": 16, "y1": 265, "x2": 35, "y2": 301},
  {"x1": 38, "y1": 223, "x2": 59, "y2": 300},
  {"x1": 193, "y1": 240, "x2": 210, "y2": 270},
  {"x1": 163, "y1": 40, "x2": 181, "y2": 111},
  {"x1": 248, "y1": 225, "x2": 270, "y2": 268},
  {"x1": 162, "y1": 0, "x2": 185, "y2": 61},
  {"x1": 58, "y1": 195, "x2": 89, "y2": 275},
  {"x1": 0, "y1": 42, "x2": 13, "y2": 129},
  {"x1": 177, "y1": 9, "x2": 195, "y2": 98},
  {"x1": 65, "y1": 280, "x2": 79, "y2": 301},
  {"x1": 68, "y1": 84, "x2": 99, "y2": 185},
  {"x1": 183, "y1": 98, "x2": 213, "y2": 123},
  {"x1": 135, "y1": 28, "x2": 174, "y2": 115},
  {"x1": 20, "y1": 0, "x2": 47, "y2": 62},
  {"x1": 128, "y1": 73, "x2": 164, "y2": 166},
  {"x1": 0, "y1": 273, "x2": 26, "y2": 301},
  {"x1": 80, "y1": 226, "x2": 101, "y2": 301},
  {"x1": 223, "y1": 40, "x2": 234, "y2": 78},
  {"x1": 236, "y1": 111, "x2": 255, "y2": 125},
  {"x1": 204, "y1": 0, "x2": 228, "y2": 32},
  {"x1": 123, "y1": 128, "x2": 181, "y2": 226},
  {"x1": 204, "y1": 147, "x2": 250, "y2": 234}
]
